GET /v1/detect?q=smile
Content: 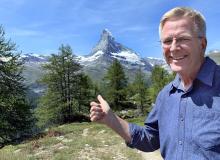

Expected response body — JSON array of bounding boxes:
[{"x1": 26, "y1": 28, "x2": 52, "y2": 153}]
[{"x1": 171, "y1": 55, "x2": 187, "y2": 60}]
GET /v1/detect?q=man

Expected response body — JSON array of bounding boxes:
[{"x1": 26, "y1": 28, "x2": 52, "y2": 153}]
[{"x1": 90, "y1": 7, "x2": 220, "y2": 160}]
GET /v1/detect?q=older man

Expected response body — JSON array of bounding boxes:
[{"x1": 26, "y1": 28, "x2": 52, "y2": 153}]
[{"x1": 90, "y1": 7, "x2": 220, "y2": 160}]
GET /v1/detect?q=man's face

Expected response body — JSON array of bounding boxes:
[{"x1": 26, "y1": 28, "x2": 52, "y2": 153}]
[{"x1": 161, "y1": 17, "x2": 206, "y2": 76}]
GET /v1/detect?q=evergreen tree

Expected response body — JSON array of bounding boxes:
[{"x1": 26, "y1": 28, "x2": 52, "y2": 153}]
[
  {"x1": 36, "y1": 44, "x2": 92, "y2": 127},
  {"x1": 104, "y1": 59, "x2": 127, "y2": 110},
  {"x1": 75, "y1": 74, "x2": 94, "y2": 114},
  {"x1": 149, "y1": 65, "x2": 175, "y2": 102},
  {"x1": 130, "y1": 68, "x2": 151, "y2": 113},
  {"x1": 0, "y1": 26, "x2": 33, "y2": 146}
]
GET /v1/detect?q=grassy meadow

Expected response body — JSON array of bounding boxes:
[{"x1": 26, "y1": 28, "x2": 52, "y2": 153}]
[{"x1": 0, "y1": 117, "x2": 146, "y2": 160}]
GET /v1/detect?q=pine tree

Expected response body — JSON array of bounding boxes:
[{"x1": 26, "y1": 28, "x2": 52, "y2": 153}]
[
  {"x1": 0, "y1": 26, "x2": 33, "y2": 146},
  {"x1": 130, "y1": 68, "x2": 151, "y2": 113},
  {"x1": 104, "y1": 59, "x2": 127, "y2": 110},
  {"x1": 149, "y1": 65, "x2": 175, "y2": 102},
  {"x1": 75, "y1": 74, "x2": 94, "y2": 114},
  {"x1": 36, "y1": 44, "x2": 92, "y2": 127}
]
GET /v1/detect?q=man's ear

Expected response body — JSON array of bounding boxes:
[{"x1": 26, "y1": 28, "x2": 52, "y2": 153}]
[{"x1": 201, "y1": 37, "x2": 207, "y2": 52}]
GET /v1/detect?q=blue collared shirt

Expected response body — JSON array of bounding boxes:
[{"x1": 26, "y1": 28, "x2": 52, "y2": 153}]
[{"x1": 128, "y1": 57, "x2": 220, "y2": 160}]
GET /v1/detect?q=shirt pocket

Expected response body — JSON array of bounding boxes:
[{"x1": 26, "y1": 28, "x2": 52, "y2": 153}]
[{"x1": 192, "y1": 109, "x2": 220, "y2": 150}]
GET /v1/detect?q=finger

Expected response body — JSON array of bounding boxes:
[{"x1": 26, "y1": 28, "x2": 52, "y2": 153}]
[
  {"x1": 90, "y1": 111, "x2": 101, "y2": 118},
  {"x1": 90, "y1": 101, "x2": 99, "y2": 106},
  {"x1": 90, "y1": 111, "x2": 105, "y2": 121},
  {"x1": 97, "y1": 95, "x2": 106, "y2": 104},
  {"x1": 91, "y1": 115, "x2": 100, "y2": 122},
  {"x1": 90, "y1": 106, "x2": 103, "y2": 113}
]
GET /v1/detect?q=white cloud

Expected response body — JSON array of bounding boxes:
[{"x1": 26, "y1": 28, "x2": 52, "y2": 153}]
[
  {"x1": 8, "y1": 28, "x2": 43, "y2": 37},
  {"x1": 118, "y1": 26, "x2": 148, "y2": 33}
]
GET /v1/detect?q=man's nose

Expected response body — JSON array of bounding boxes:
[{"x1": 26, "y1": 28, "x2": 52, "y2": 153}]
[{"x1": 170, "y1": 39, "x2": 179, "y2": 51}]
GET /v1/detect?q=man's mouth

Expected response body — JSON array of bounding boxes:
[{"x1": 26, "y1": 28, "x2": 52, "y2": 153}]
[{"x1": 170, "y1": 55, "x2": 187, "y2": 61}]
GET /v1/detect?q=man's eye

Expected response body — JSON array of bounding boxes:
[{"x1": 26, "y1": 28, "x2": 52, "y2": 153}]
[
  {"x1": 163, "y1": 39, "x2": 172, "y2": 44},
  {"x1": 178, "y1": 37, "x2": 191, "y2": 43}
]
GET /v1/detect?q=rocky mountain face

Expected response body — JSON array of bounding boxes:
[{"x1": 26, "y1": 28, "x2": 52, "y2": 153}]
[{"x1": 75, "y1": 29, "x2": 159, "y2": 81}]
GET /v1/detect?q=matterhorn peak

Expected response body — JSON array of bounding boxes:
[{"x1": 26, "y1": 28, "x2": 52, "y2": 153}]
[
  {"x1": 90, "y1": 29, "x2": 123, "y2": 55},
  {"x1": 98, "y1": 29, "x2": 115, "y2": 47},
  {"x1": 101, "y1": 29, "x2": 114, "y2": 41}
]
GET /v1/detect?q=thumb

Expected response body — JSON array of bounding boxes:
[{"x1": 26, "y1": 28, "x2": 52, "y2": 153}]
[
  {"x1": 97, "y1": 95, "x2": 110, "y2": 111},
  {"x1": 97, "y1": 95, "x2": 106, "y2": 104}
]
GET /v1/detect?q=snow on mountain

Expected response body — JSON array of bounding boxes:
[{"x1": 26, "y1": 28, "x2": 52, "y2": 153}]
[
  {"x1": 76, "y1": 50, "x2": 104, "y2": 65},
  {"x1": 144, "y1": 57, "x2": 166, "y2": 66},
  {"x1": 21, "y1": 53, "x2": 49, "y2": 63},
  {"x1": 76, "y1": 29, "x2": 148, "y2": 70},
  {"x1": 111, "y1": 51, "x2": 144, "y2": 65}
]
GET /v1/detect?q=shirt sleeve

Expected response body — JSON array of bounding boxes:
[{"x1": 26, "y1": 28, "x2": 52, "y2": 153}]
[{"x1": 126, "y1": 92, "x2": 162, "y2": 152}]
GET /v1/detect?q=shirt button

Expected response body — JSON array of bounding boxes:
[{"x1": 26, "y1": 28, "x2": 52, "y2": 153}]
[
  {"x1": 179, "y1": 141, "x2": 183, "y2": 145},
  {"x1": 180, "y1": 117, "x2": 184, "y2": 122}
]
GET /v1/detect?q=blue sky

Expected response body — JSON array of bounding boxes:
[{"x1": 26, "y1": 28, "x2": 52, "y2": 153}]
[{"x1": 1, "y1": 0, "x2": 220, "y2": 58}]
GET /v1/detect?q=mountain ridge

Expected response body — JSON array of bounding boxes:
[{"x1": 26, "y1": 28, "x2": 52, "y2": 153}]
[{"x1": 22, "y1": 29, "x2": 166, "y2": 84}]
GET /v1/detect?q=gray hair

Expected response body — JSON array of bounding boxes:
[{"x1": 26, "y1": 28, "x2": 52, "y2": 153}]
[{"x1": 159, "y1": 7, "x2": 206, "y2": 39}]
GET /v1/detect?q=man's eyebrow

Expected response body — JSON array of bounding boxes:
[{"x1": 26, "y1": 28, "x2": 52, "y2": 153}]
[{"x1": 163, "y1": 34, "x2": 192, "y2": 39}]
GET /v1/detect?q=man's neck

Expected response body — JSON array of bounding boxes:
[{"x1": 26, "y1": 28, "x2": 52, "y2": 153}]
[
  {"x1": 181, "y1": 80, "x2": 192, "y2": 91},
  {"x1": 179, "y1": 57, "x2": 205, "y2": 91}
]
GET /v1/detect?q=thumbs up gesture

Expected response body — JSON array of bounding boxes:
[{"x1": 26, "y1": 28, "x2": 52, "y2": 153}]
[
  {"x1": 90, "y1": 95, "x2": 131, "y2": 143},
  {"x1": 90, "y1": 95, "x2": 111, "y2": 124}
]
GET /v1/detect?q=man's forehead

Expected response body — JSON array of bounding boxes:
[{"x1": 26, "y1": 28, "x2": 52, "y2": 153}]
[
  {"x1": 161, "y1": 18, "x2": 194, "y2": 38},
  {"x1": 163, "y1": 18, "x2": 193, "y2": 29}
]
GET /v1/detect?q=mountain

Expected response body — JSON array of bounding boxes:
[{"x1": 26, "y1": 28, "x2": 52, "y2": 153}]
[
  {"x1": 207, "y1": 50, "x2": 220, "y2": 64},
  {"x1": 21, "y1": 29, "x2": 164, "y2": 104},
  {"x1": 75, "y1": 29, "x2": 154, "y2": 81},
  {"x1": 21, "y1": 53, "x2": 49, "y2": 105},
  {"x1": 15, "y1": 30, "x2": 219, "y2": 108},
  {"x1": 21, "y1": 29, "x2": 167, "y2": 93},
  {"x1": 21, "y1": 53, "x2": 49, "y2": 63}
]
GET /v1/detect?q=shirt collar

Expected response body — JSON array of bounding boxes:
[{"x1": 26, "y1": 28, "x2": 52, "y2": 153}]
[
  {"x1": 169, "y1": 74, "x2": 182, "y2": 94},
  {"x1": 196, "y1": 57, "x2": 216, "y2": 87},
  {"x1": 172, "y1": 74, "x2": 181, "y2": 89},
  {"x1": 170, "y1": 57, "x2": 216, "y2": 93}
]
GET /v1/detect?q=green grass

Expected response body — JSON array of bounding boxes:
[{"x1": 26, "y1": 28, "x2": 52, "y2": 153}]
[{"x1": 0, "y1": 119, "x2": 145, "y2": 160}]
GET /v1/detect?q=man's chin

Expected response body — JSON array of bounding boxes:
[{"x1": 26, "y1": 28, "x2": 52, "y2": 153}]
[{"x1": 170, "y1": 65, "x2": 184, "y2": 73}]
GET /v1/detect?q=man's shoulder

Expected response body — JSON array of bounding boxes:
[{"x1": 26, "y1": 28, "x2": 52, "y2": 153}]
[
  {"x1": 214, "y1": 64, "x2": 220, "y2": 84},
  {"x1": 215, "y1": 63, "x2": 220, "y2": 73},
  {"x1": 209, "y1": 58, "x2": 220, "y2": 79}
]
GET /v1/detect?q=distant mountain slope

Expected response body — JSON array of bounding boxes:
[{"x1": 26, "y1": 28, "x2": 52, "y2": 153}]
[
  {"x1": 207, "y1": 50, "x2": 220, "y2": 64},
  {"x1": 23, "y1": 62, "x2": 45, "y2": 85},
  {"x1": 21, "y1": 53, "x2": 49, "y2": 63}
]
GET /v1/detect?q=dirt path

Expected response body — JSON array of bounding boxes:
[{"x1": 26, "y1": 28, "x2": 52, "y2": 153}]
[{"x1": 141, "y1": 150, "x2": 163, "y2": 160}]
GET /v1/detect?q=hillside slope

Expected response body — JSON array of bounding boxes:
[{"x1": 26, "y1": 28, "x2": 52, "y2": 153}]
[
  {"x1": 0, "y1": 119, "x2": 161, "y2": 160},
  {"x1": 0, "y1": 120, "x2": 162, "y2": 160}
]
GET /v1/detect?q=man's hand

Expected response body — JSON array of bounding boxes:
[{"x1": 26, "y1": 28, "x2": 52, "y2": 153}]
[
  {"x1": 90, "y1": 95, "x2": 131, "y2": 143},
  {"x1": 90, "y1": 95, "x2": 111, "y2": 124}
]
